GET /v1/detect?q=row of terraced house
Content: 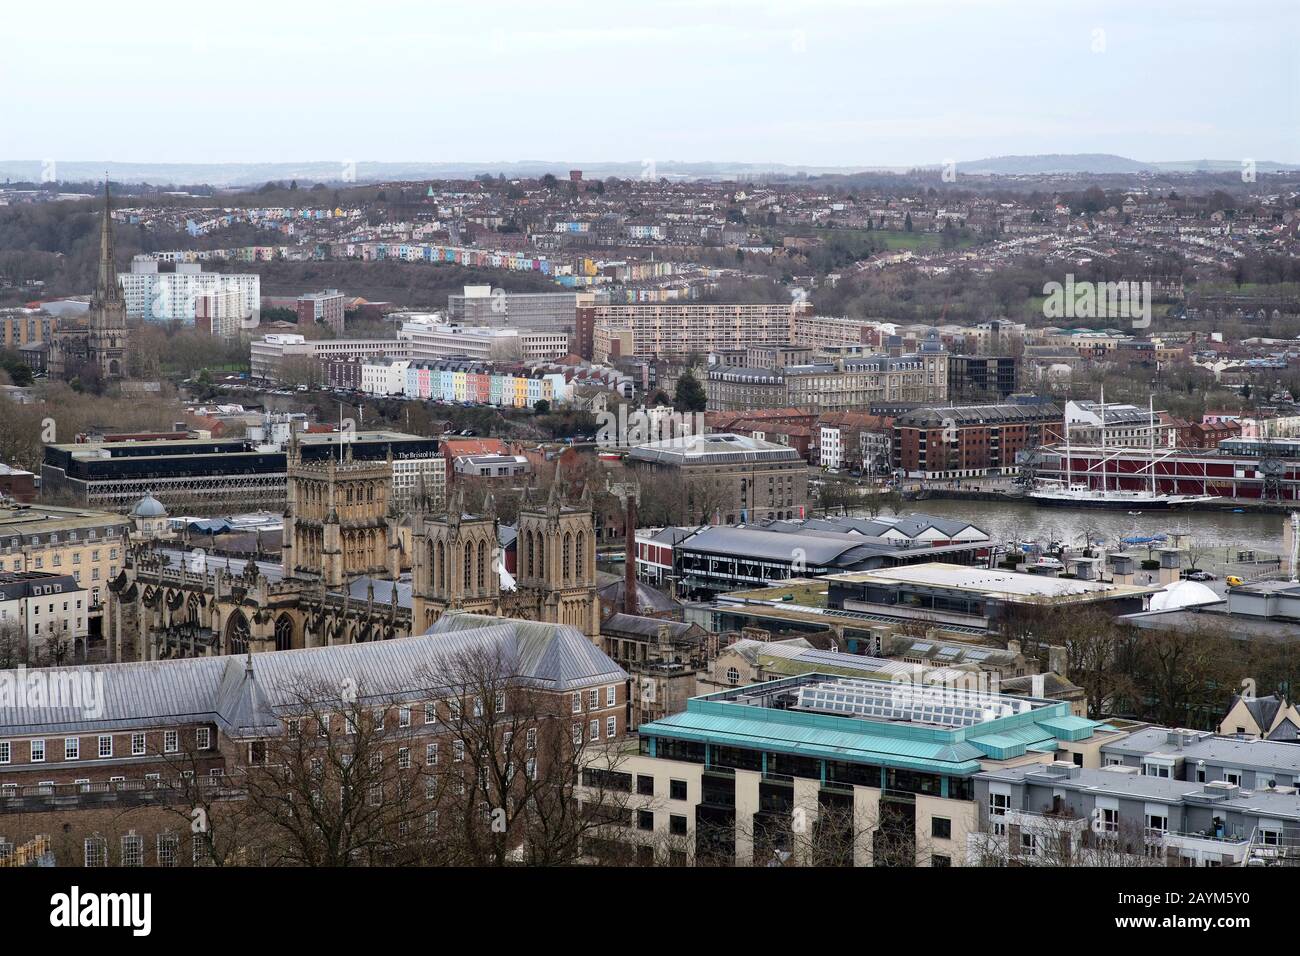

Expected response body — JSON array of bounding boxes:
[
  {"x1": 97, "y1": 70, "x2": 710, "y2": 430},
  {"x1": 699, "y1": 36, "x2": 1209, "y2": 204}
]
[{"x1": 357, "y1": 359, "x2": 575, "y2": 407}]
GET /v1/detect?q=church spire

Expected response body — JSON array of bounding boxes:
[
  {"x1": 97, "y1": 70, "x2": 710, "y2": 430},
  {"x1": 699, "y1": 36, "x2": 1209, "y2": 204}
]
[{"x1": 94, "y1": 179, "x2": 124, "y2": 309}]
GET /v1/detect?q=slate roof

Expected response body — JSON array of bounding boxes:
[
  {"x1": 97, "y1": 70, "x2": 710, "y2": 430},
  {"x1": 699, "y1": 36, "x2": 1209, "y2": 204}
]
[
  {"x1": 0, "y1": 614, "x2": 627, "y2": 738},
  {"x1": 596, "y1": 578, "x2": 682, "y2": 614},
  {"x1": 600, "y1": 612, "x2": 699, "y2": 643},
  {"x1": 895, "y1": 403, "x2": 1061, "y2": 428},
  {"x1": 425, "y1": 612, "x2": 627, "y2": 689}
]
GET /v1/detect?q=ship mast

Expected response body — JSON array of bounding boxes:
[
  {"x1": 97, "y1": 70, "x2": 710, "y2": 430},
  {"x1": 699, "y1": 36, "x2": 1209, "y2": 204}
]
[
  {"x1": 1099, "y1": 386, "x2": 1107, "y2": 494},
  {"x1": 1148, "y1": 394, "x2": 1157, "y2": 497},
  {"x1": 1064, "y1": 411, "x2": 1072, "y2": 489}
]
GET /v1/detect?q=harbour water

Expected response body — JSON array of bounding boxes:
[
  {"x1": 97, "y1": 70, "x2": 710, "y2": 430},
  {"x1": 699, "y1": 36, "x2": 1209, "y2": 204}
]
[{"x1": 856, "y1": 498, "x2": 1288, "y2": 557}]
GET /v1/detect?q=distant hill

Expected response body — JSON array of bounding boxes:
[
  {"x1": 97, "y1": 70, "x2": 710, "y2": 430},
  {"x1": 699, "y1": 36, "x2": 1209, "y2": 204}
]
[
  {"x1": 955, "y1": 154, "x2": 1295, "y2": 175},
  {"x1": 956, "y1": 153, "x2": 1154, "y2": 174}
]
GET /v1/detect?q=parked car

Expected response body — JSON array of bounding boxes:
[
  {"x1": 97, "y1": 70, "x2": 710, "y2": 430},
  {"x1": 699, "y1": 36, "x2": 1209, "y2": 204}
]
[{"x1": 1184, "y1": 570, "x2": 1216, "y2": 581}]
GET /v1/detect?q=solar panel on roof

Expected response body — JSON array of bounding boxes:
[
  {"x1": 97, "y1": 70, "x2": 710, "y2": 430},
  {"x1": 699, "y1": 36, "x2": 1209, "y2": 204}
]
[{"x1": 794, "y1": 677, "x2": 1031, "y2": 727}]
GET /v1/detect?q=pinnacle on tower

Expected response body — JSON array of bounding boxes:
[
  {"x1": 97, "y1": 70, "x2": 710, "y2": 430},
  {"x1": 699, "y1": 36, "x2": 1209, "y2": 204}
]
[{"x1": 94, "y1": 180, "x2": 125, "y2": 310}]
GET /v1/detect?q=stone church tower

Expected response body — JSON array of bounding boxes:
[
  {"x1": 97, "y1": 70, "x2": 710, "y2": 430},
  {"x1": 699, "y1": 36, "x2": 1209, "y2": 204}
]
[
  {"x1": 87, "y1": 181, "x2": 129, "y2": 379},
  {"x1": 514, "y1": 474, "x2": 600, "y2": 636},
  {"x1": 282, "y1": 438, "x2": 401, "y2": 588},
  {"x1": 49, "y1": 180, "x2": 129, "y2": 382},
  {"x1": 410, "y1": 486, "x2": 501, "y2": 631}
]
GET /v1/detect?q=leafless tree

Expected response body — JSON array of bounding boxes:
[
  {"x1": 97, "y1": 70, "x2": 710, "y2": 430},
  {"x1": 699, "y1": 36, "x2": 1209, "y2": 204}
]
[
  {"x1": 0, "y1": 620, "x2": 28, "y2": 669},
  {"x1": 233, "y1": 676, "x2": 428, "y2": 866},
  {"x1": 417, "y1": 643, "x2": 635, "y2": 866}
]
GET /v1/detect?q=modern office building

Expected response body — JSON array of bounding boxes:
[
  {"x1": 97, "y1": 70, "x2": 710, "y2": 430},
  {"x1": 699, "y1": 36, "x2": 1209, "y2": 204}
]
[
  {"x1": 823, "y1": 563, "x2": 1159, "y2": 633},
  {"x1": 946, "y1": 355, "x2": 1018, "y2": 402},
  {"x1": 40, "y1": 431, "x2": 442, "y2": 515},
  {"x1": 250, "y1": 334, "x2": 410, "y2": 382},
  {"x1": 398, "y1": 318, "x2": 571, "y2": 364},
  {"x1": 590, "y1": 672, "x2": 1123, "y2": 866},
  {"x1": 448, "y1": 286, "x2": 578, "y2": 333}
]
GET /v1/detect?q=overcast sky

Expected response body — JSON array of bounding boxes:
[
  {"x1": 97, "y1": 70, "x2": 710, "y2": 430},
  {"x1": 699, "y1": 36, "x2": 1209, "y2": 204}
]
[{"x1": 3, "y1": 0, "x2": 1296, "y2": 167}]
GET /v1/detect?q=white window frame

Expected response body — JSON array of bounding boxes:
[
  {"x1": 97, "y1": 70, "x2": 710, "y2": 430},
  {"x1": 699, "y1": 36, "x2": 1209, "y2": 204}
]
[
  {"x1": 131, "y1": 733, "x2": 146, "y2": 756},
  {"x1": 65, "y1": 737, "x2": 79, "y2": 760},
  {"x1": 196, "y1": 727, "x2": 211, "y2": 750},
  {"x1": 98, "y1": 735, "x2": 112, "y2": 758},
  {"x1": 164, "y1": 730, "x2": 178, "y2": 753},
  {"x1": 156, "y1": 833, "x2": 177, "y2": 867},
  {"x1": 121, "y1": 834, "x2": 143, "y2": 867},
  {"x1": 83, "y1": 836, "x2": 106, "y2": 868}
]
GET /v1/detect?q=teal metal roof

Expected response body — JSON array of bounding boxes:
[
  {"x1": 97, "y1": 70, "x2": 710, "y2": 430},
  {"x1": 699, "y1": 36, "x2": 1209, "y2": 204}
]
[
  {"x1": 638, "y1": 674, "x2": 1110, "y2": 776},
  {"x1": 1039, "y1": 715, "x2": 1099, "y2": 742},
  {"x1": 640, "y1": 710, "x2": 986, "y2": 774},
  {"x1": 966, "y1": 733, "x2": 1028, "y2": 760}
]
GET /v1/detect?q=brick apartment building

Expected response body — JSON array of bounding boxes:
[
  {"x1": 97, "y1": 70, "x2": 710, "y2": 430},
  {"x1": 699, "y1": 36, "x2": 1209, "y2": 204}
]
[{"x1": 893, "y1": 403, "x2": 1063, "y2": 479}]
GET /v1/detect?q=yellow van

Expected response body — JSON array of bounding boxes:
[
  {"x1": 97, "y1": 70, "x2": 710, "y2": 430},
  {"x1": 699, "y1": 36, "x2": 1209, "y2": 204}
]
[{"x1": 1225, "y1": 576, "x2": 1245, "y2": 588}]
